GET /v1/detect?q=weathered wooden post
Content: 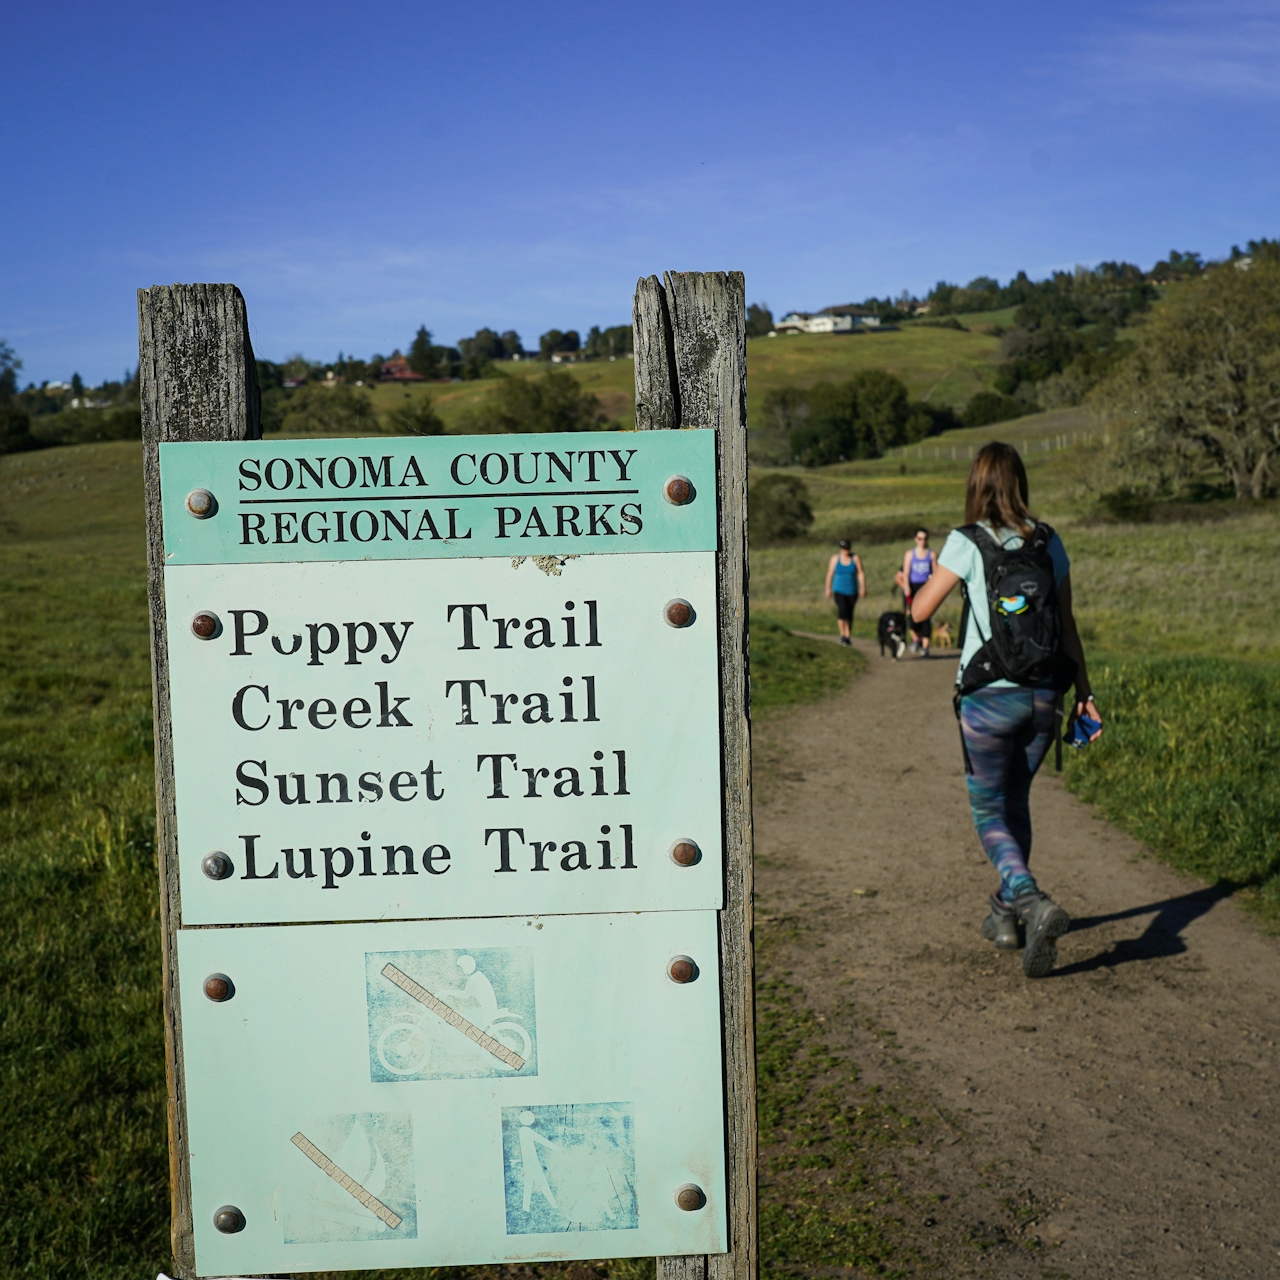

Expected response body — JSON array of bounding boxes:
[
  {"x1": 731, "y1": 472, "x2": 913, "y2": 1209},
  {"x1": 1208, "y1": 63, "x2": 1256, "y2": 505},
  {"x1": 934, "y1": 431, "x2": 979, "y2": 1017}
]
[
  {"x1": 139, "y1": 284, "x2": 261, "y2": 1274},
  {"x1": 635, "y1": 272, "x2": 756, "y2": 1280},
  {"x1": 142, "y1": 276, "x2": 753, "y2": 1280}
]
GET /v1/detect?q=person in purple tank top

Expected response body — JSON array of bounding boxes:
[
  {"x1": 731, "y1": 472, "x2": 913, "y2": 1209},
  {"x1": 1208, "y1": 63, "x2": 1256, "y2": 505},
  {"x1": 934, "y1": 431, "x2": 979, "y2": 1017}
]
[{"x1": 901, "y1": 529, "x2": 937, "y2": 656}]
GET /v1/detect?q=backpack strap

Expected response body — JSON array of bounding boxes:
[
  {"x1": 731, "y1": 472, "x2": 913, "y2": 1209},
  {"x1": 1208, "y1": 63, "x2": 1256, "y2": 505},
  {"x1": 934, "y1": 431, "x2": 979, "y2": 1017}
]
[
  {"x1": 954, "y1": 521, "x2": 1002, "y2": 570},
  {"x1": 951, "y1": 523, "x2": 1004, "y2": 696},
  {"x1": 1028, "y1": 520, "x2": 1055, "y2": 550}
]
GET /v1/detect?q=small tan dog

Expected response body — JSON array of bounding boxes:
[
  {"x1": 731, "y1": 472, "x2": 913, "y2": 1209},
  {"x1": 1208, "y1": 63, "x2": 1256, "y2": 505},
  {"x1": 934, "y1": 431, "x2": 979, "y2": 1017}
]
[{"x1": 932, "y1": 621, "x2": 954, "y2": 648}]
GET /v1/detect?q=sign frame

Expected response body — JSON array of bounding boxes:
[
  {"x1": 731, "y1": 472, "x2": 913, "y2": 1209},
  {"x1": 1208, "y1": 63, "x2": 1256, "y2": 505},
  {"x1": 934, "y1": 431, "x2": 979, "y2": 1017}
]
[{"x1": 140, "y1": 273, "x2": 756, "y2": 1280}]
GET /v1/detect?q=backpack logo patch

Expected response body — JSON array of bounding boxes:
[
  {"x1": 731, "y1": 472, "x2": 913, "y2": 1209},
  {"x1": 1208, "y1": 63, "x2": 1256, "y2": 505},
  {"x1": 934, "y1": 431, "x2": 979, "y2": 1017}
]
[{"x1": 997, "y1": 594, "x2": 1030, "y2": 616}]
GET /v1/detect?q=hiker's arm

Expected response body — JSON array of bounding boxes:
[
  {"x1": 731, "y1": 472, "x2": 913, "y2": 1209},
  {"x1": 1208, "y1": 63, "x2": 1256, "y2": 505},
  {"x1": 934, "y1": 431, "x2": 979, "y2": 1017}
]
[
  {"x1": 824, "y1": 555, "x2": 835, "y2": 598},
  {"x1": 1058, "y1": 575, "x2": 1102, "y2": 739},
  {"x1": 911, "y1": 566, "x2": 959, "y2": 622},
  {"x1": 855, "y1": 554, "x2": 866, "y2": 598}
]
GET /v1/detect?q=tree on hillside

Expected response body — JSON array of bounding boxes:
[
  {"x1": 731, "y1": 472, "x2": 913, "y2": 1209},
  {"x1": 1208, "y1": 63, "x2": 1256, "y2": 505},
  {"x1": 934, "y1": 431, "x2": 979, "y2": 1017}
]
[
  {"x1": 760, "y1": 386, "x2": 809, "y2": 436},
  {"x1": 468, "y1": 370, "x2": 606, "y2": 433},
  {"x1": 745, "y1": 303, "x2": 774, "y2": 338},
  {"x1": 961, "y1": 391, "x2": 1025, "y2": 429},
  {"x1": 583, "y1": 325, "x2": 632, "y2": 358},
  {"x1": 1148, "y1": 250, "x2": 1204, "y2": 283},
  {"x1": 387, "y1": 395, "x2": 445, "y2": 436},
  {"x1": 749, "y1": 474, "x2": 814, "y2": 544},
  {"x1": 0, "y1": 340, "x2": 20, "y2": 402},
  {"x1": 772, "y1": 371, "x2": 952, "y2": 466},
  {"x1": 408, "y1": 326, "x2": 442, "y2": 380},
  {"x1": 539, "y1": 329, "x2": 580, "y2": 360},
  {"x1": 1231, "y1": 239, "x2": 1280, "y2": 267},
  {"x1": 1094, "y1": 262, "x2": 1280, "y2": 500},
  {"x1": 849, "y1": 370, "x2": 910, "y2": 451},
  {"x1": 0, "y1": 341, "x2": 35, "y2": 454},
  {"x1": 277, "y1": 383, "x2": 379, "y2": 436},
  {"x1": 458, "y1": 328, "x2": 506, "y2": 378}
]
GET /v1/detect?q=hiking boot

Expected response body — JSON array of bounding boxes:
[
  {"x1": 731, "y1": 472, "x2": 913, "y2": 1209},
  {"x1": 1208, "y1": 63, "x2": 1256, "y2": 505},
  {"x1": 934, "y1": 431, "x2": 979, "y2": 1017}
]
[
  {"x1": 1013, "y1": 891, "x2": 1070, "y2": 978},
  {"x1": 839, "y1": 636, "x2": 852, "y2": 646},
  {"x1": 980, "y1": 892, "x2": 1020, "y2": 950}
]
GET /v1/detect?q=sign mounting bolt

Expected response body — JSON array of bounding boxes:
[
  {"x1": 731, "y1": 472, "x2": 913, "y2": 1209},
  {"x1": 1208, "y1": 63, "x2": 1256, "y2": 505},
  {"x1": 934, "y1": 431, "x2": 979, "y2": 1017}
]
[
  {"x1": 675, "y1": 1183, "x2": 707, "y2": 1211},
  {"x1": 663, "y1": 475, "x2": 695, "y2": 505},
  {"x1": 201, "y1": 851, "x2": 233, "y2": 880},
  {"x1": 185, "y1": 488, "x2": 216, "y2": 518},
  {"x1": 213, "y1": 1205, "x2": 245, "y2": 1234},
  {"x1": 669, "y1": 840, "x2": 701, "y2": 867},
  {"x1": 191, "y1": 611, "x2": 220, "y2": 639},
  {"x1": 203, "y1": 973, "x2": 235, "y2": 1002},
  {"x1": 664, "y1": 598, "x2": 694, "y2": 628},
  {"x1": 667, "y1": 955, "x2": 699, "y2": 984}
]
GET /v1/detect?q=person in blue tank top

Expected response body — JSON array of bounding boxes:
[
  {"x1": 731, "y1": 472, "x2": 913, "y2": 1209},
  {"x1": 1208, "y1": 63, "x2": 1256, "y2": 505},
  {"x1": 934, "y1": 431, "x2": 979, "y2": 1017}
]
[
  {"x1": 824, "y1": 538, "x2": 865, "y2": 646},
  {"x1": 901, "y1": 529, "x2": 937, "y2": 655}
]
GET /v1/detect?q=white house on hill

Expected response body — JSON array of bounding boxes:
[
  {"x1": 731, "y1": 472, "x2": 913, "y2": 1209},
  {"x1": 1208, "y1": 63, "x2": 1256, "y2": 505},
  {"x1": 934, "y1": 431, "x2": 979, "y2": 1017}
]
[
  {"x1": 775, "y1": 311, "x2": 854, "y2": 334},
  {"x1": 820, "y1": 303, "x2": 882, "y2": 327},
  {"x1": 775, "y1": 305, "x2": 882, "y2": 335}
]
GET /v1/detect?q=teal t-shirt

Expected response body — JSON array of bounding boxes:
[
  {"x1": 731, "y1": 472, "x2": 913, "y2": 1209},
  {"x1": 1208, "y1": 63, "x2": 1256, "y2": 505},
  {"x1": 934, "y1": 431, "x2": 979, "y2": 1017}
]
[{"x1": 938, "y1": 522, "x2": 1070, "y2": 688}]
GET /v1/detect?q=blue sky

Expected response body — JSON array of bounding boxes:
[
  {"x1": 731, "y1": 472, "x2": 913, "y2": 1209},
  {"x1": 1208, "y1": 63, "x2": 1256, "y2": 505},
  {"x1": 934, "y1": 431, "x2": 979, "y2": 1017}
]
[{"x1": 4, "y1": 1, "x2": 1280, "y2": 384}]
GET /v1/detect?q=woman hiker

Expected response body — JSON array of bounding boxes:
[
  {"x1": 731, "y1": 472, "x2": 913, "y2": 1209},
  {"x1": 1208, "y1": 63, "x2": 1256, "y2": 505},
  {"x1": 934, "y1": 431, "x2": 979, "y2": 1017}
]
[
  {"x1": 824, "y1": 538, "x2": 866, "y2": 647},
  {"x1": 909, "y1": 442, "x2": 1102, "y2": 977},
  {"x1": 902, "y1": 528, "x2": 937, "y2": 655}
]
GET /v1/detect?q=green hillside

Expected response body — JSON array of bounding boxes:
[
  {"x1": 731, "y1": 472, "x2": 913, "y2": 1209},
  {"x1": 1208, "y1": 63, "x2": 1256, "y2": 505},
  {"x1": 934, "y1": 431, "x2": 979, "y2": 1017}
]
[{"x1": 365, "y1": 323, "x2": 1005, "y2": 437}]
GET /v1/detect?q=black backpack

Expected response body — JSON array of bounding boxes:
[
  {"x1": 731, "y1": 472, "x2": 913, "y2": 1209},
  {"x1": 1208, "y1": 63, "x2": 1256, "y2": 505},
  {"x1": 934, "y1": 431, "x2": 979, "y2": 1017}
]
[{"x1": 955, "y1": 522, "x2": 1076, "y2": 697}]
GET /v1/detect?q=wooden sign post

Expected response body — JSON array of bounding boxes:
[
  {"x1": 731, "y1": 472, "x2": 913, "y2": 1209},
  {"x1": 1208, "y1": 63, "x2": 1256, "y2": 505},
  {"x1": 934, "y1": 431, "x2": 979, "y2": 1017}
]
[{"x1": 141, "y1": 275, "x2": 755, "y2": 1279}]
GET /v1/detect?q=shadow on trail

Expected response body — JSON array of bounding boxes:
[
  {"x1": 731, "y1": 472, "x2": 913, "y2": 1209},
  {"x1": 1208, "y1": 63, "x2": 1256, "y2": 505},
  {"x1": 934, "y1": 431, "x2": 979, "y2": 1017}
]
[{"x1": 1048, "y1": 880, "x2": 1237, "y2": 977}]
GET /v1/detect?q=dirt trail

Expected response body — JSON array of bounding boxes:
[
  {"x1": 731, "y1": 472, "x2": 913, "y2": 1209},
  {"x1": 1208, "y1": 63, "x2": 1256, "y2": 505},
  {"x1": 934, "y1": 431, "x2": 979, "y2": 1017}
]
[{"x1": 753, "y1": 638, "x2": 1280, "y2": 1278}]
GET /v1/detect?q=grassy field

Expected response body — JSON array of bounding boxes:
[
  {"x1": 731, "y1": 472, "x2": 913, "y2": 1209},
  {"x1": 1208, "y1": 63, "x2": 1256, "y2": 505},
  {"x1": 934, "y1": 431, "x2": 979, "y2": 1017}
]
[
  {"x1": 2, "y1": 417, "x2": 1274, "y2": 1277},
  {"x1": 0, "y1": 440, "x2": 864, "y2": 1280},
  {"x1": 362, "y1": 322, "x2": 1006, "y2": 437},
  {"x1": 751, "y1": 431, "x2": 1280, "y2": 662}
]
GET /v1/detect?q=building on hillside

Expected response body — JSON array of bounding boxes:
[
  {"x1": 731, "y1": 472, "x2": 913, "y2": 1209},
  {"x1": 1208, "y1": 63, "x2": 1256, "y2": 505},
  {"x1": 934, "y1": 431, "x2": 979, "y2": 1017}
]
[
  {"x1": 775, "y1": 311, "x2": 855, "y2": 335},
  {"x1": 549, "y1": 350, "x2": 584, "y2": 364},
  {"x1": 819, "y1": 303, "x2": 883, "y2": 328},
  {"x1": 379, "y1": 354, "x2": 425, "y2": 382}
]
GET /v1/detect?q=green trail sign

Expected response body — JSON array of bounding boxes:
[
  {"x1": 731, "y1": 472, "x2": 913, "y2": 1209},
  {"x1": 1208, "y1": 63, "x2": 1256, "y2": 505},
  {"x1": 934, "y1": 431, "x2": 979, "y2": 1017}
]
[
  {"x1": 142, "y1": 275, "x2": 756, "y2": 1280},
  {"x1": 162, "y1": 433, "x2": 721, "y2": 925}
]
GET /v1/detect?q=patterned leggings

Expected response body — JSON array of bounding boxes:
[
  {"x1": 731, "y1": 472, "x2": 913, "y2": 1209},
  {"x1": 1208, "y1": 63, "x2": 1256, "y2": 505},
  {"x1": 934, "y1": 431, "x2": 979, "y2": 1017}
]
[{"x1": 959, "y1": 686, "x2": 1059, "y2": 902}]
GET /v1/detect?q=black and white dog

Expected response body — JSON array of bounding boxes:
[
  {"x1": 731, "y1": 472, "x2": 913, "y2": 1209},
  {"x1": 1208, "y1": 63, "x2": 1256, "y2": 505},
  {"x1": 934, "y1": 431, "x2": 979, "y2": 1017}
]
[{"x1": 878, "y1": 611, "x2": 907, "y2": 659}]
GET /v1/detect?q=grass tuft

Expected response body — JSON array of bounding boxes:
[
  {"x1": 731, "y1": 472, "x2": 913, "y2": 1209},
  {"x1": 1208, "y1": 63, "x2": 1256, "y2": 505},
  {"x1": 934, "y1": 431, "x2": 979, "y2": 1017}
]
[
  {"x1": 750, "y1": 617, "x2": 867, "y2": 713},
  {"x1": 1065, "y1": 657, "x2": 1280, "y2": 917}
]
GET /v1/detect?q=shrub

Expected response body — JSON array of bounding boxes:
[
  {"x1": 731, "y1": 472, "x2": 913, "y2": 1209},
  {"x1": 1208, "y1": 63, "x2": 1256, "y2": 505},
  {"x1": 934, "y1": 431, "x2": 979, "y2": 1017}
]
[
  {"x1": 960, "y1": 390, "x2": 1026, "y2": 429},
  {"x1": 278, "y1": 383, "x2": 378, "y2": 435},
  {"x1": 28, "y1": 407, "x2": 141, "y2": 447},
  {"x1": 386, "y1": 396, "x2": 445, "y2": 436},
  {"x1": 749, "y1": 474, "x2": 814, "y2": 544},
  {"x1": 0, "y1": 404, "x2": 36, "y2": 454},
  {"x1": 466, "y1": 371, "x2": 607, "y2": 434},
  {"x1": 784, "y1": 372, "x2": 947, "y2": 465},
  {"x1": 1095, "y1": 487, "x2": 1153, "y2": 523}
]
